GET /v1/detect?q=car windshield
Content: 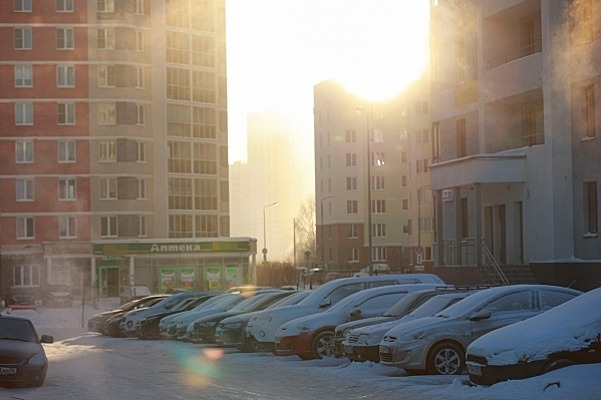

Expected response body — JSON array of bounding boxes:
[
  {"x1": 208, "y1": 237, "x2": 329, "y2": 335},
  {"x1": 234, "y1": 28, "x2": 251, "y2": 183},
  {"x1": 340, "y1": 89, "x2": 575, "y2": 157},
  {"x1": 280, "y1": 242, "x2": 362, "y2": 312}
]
[
  {"x1": 433, "y1": 288, "x2": 501, "y2": 319},
  {"x1": 407, "y1": 294, "x2": 467, "y2": 319},
  {"x1": 0, "y1": 319, "x2": 38, "y2": 343},
  {"x1": 268, "y1": 291, "x2": 310, "y2": 308},
  {"x1": 229, "y1": 294, "x2": 272, "y2": 312},
  {"x1": 382, "y1": 292, "x2": 432, "y2": 317}
]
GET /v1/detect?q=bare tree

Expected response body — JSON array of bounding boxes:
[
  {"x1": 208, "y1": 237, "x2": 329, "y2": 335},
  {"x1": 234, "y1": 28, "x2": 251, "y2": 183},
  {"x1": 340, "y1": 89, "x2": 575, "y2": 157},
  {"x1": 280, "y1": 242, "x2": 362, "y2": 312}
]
[{"x1": 293, "y1": 197, "x2": 316, "y2": 268}]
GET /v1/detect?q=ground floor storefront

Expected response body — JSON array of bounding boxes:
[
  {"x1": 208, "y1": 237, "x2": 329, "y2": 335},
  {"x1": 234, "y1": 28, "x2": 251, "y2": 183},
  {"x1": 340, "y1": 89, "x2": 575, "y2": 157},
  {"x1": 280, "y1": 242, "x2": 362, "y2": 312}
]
[{"x1": 0, "y1": 238, "x2": 257, "y2": 305}]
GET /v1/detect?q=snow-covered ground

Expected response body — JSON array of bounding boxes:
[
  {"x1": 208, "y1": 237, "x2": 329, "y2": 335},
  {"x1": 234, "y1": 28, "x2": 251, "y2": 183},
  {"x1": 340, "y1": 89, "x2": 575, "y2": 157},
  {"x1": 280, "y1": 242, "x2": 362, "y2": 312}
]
[{"x1": 1, "y1": 301, "x2": 600, "y2": 399}]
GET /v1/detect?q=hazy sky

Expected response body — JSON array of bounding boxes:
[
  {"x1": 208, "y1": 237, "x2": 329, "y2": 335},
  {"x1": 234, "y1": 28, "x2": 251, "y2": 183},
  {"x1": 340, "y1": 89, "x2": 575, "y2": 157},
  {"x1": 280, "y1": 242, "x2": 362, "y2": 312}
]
[{"x1": 225, "y1": 0, "x2": 431, "y2": 163}]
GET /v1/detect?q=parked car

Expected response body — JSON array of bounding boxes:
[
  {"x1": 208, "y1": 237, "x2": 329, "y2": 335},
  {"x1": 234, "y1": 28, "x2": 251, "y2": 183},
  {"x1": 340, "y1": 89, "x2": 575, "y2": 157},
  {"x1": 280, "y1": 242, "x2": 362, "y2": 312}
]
[
  {"x1": 119, "y1": 285, "x2": 152, "y2": 305},
  {"x1": 378, "y1": 284, "x2": 582, "y2": 375},
  {"x1": 187, "y1": 291, "x2": 294, "y2": 343},
  {"x1": 88, "y1": 295, "x2": 169, "y2": 334},
  {"x1": 274, "y1": 284, "x2": 450, "y2": 360},
  {"x1": 245, "y1": 274, "x2": 445, "y2": 353},
  {"x1": 466, "y1": 286, "x2": 601, "y2": 386},
  {"x1": 136, "y1": 295, "x2": 218, "y2": 340},
  {"x1": 333, "y1": 286, "x2": 470, "y2": 358},
  {"x1": 44, "y1": 284, "x2": 73, "y2": 308},
  {"x1": 0, "y1": 315, "x2": 53, "y2": 388},
  {"x1": 341, "y1": 291, "x2": 473, "y2": 362},
  {"x1": 159, "y1": 294, "x2": 236, "y2": 339},
  {"x1": 215, "y1": 291, "x2": 311, "y2": 350},
  {"x1": 101, "y1": 296, "x2": 170, "y2": 337},
  {"x1": 120, "y1": 291, "x2": 206, "y2": 337}
]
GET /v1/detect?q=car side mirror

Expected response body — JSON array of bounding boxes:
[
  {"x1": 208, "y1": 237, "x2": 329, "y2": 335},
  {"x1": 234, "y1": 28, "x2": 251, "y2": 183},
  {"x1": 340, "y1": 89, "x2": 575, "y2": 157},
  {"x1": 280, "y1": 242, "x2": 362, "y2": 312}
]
[
  {"x1": 469, "y1": 310, "x2": 492, "y2": 321},
  {"x1": 40, "y1": 334, "x2": 54, "y2": 344},
  {"x1": 349, "y1": 309, "x2": 362, "y2": 321},
  {"x1": 319, "y1": 298, "x2": 332, "y2": 308}
]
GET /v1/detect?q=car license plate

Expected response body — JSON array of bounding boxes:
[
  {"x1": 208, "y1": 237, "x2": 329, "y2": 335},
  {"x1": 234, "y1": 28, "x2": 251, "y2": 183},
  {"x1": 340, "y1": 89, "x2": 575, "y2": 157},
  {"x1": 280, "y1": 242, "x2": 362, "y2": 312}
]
[
  {"x1": 343, "y1": 345, "x2": 353, "y2": 355},
  {"x1": 0, "y1": 367, "x2": 17, "y2": 375},
  {"x1": 467, "y1": 364, "x2": 482, "y2": 376}
]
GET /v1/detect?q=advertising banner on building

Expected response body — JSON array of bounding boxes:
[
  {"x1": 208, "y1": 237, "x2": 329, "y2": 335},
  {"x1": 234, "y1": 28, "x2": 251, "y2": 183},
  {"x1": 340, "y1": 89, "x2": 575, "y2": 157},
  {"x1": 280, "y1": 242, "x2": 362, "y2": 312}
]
[
  {"x1": 225, "y1": 266, "x2": 240, "y2": 289},
  {"x1": 160, "y1": 268, "x2": 176, "y2": 292},
  {"x1": 206, "y1": 267, "x2": 221, "y2": 290},
  {"x1": 180, "y1": 268, "x2": 195, "y2": 289}
]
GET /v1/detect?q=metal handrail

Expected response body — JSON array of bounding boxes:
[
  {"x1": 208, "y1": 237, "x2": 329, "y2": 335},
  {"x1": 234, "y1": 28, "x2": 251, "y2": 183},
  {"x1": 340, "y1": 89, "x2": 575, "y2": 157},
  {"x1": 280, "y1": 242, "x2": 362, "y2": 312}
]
[{"x1": 481, "y1": 239, "x2": 510, "y2": 285}]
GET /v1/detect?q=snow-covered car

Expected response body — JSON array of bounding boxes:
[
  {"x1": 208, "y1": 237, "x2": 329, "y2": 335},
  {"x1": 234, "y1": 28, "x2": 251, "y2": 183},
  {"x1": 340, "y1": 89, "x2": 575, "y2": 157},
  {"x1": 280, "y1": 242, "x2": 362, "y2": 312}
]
[
  {"x1": 333, "y1": 286, "x2": 473, "y2": 358},
  {"x1": 215, "y1": 291, "x2": 311, "y2": 350},
  {"x1": 341, "y1": 291, "x2": 473, "y2": 362},
  {"x1": 378, "y1": 284, "x2": 582, "y2": 375},
  {"x1": 120, "y1": 291, "x2": 206, "y2": 337},
  {"x1": 101, "y1": 296, "x2": 170, "y2": 337},
  {"x1": 0, "y1": 315, "x2": 53, "y2": 388},
  {"x1": 44, "y1": 284, "x2": 73, "y2": 308},
  {"x1": 187, "y1": 291, "x2": 294, "y2": 343},
  {"x1": 245, "y1": 274, "x2": 445, "y2": 352},
  {"x1": 466, "y1": 286, "x2": 601, "y2": 386},
  {"x1": 274, "y1": 284, "x2": 449, "y2": 360}
]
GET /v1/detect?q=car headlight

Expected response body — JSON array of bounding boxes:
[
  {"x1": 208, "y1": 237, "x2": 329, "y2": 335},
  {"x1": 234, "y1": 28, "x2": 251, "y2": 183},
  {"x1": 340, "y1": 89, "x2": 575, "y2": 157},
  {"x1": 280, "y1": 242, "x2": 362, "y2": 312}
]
[{"x1": 28, "y1": 352, "x2": 46, "y2": 366}]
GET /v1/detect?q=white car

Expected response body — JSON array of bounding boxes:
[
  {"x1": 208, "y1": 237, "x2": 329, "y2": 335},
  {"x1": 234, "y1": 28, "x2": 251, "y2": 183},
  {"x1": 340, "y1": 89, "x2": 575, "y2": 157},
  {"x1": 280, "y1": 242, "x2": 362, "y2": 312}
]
[
  {"x1": 341, "y1": 291, "x2": 473, "y2": 362},
  {"x1": 378, "y1": 284, "x2": 582, "y2": 375},
  {"x1": 245, "y1": 274, "x2": 445, "y2": 352},
  {"x1": 119, "y1": 291, "x2": 204, "y2": 337},
  {"x1": 274, "y1": 283, "x2": 448, "y2": 360}
]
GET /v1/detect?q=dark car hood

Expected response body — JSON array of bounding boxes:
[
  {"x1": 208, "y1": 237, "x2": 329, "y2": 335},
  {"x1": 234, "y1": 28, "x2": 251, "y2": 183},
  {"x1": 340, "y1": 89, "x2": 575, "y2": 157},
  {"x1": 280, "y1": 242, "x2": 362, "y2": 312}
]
[{"x1": 0, "y1": 339, "x2": 44, "y2": 358}]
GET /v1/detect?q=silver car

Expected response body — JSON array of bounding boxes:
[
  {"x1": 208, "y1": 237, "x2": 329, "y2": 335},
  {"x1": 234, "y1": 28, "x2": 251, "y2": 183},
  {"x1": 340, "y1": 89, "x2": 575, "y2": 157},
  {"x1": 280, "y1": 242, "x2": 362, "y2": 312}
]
[{"x1": 378, "y1": 284, "x2": 582, "y2": 375}]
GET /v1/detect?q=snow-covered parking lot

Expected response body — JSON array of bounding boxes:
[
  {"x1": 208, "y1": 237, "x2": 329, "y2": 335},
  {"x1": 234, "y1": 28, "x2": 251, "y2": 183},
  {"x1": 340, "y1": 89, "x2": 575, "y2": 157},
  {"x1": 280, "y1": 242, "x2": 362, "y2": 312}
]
[{"x1": 1, "y1": 305, "x2": 600, "y2": 400}]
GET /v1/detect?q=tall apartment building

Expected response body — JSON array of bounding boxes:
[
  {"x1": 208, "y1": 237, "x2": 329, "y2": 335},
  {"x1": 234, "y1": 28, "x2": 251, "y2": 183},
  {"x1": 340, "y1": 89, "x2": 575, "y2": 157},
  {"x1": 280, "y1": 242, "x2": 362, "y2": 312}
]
[
  {"x1": 0, "y1": 0, "x2": 255, "y2": 304},
  {"x1": 314, "y1": 80, "x2": 424, "y2": 275},
  {"x1": 429, "y1": 0, "x2": 601, "y2": 290}
]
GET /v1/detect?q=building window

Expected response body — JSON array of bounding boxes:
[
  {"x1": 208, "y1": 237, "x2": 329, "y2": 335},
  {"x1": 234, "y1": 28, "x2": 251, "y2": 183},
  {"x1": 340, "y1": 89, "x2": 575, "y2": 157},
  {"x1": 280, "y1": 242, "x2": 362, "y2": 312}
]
[
  {"x1": 14, "y1": 0, "x2": 32, "y2": 11},
  {"x1": 195, "y1": 215, "x2": 219, "y2": 237},
  {"x1": 17, "y1": 217, "x2": 35, "y2": 239},
  {"x1": 169, "y1": 215, "x2": 193, "y2": 238},
  {"x1": 59, "y1": 216, "x2": 77, "y2": 238},
  {"x1": 347, "y1": 200, "x2": 358, "y2": 214},
  {"x1": 100, "y1": 216, "x2": 118, "y2": 237},
  {"x1": 98, "y1": 103, "x2": 116, "y2": 125},
  {"x1": 401, "y1": 175, "x2": 407, "y2": 187},
  {"x1": 372, "y1": 247, "x2": 387, "y2": 262},
  {"x1": 134, "y1": 0, "x2": 144, "y2": 14},
  {"x1": 191, "y1": 35, "x2": 215, "y2": 68},
  {"x1": 192, "y1": 106, "x2": 217, "y2": 139},
  {"x1": 345, "y1": 129, "x2": 356, "y2": 143},
  {"x1": 371, "y1": 152, "x2": 385, "y2": 167},
  {"x1": 16, "y1": 141, "x2": 33, "y2": 163},
  {"x1": 135, "y1": 67, "x2": 145, "y2": 88},
  {"x1": 13, "y1": 265, "x2": 40, "y2": 287},
  {"x1": 167, "y1": 67, "x2": 190, "y2": 100},
  {"x1": 348, "y1": 224, "x2": 359, "y2": 239},
  {"x1": 168, "y1": 142, "x2": 192, "y2": 173},
  {"x1": 346, "y1": 153, "x2": 357, "y2": 167},
  {"x1": 136, "y1": 104, "x2": 146, "y2": 125},
  {"x1": 57, "y1": 65, "x2": 75, "y2": 87},
  {"x1": 58, "y1": 140, "x2": 76, "y2": 162},
  {"x1": 583, "y1": 84, "x2": 596, "y2": 138},
  {"x1": 97, "y1": 28, "x2": 115, "y2": 49},
  {"x1": 457, "y1": 118, "x2": 467, "y2": 158},
  {"x1": 136, "y1": 142, "x2": 146, "y2": 162},
  {"x1": 348, "y1": 248, "x2": 359, "y2": 262},
  {"x1": 372, "y1": 199, "x2": 386, "y2": 214},
  {"x1": 137, "y1": 178, "x2": 147, "y2": 200},
  {"x1": 372, "y1": 176, "x2": 385, "y2": 191},
  {"x1": 16, "y1": 178, "x2": 34, "y2": 201},
  {"x1": 402, "y1": 199, "x2": 409, "y2": 210},
  {"x1": 58, "y1": 103, "x2": 76, "y2": 125},
  {"x1": 56, "y1": 0, "x2": 74, "y2": 12},
  {"x1": 59, "y1": 178, "x2": 76, "y2": 200},
  {"x1": 97, "y1": 0, "x2": 115, "y2": 12},
  {"x1": 585, "y1": 181, "x2": 598, "y2": 234},
  {"x1": 15, "y1": 27, "x2": 32, "y2": 49},
  {"x1": 135, "y1": 31, "x2": 145, "y2": 51},
  {"x1": 15, "y1": 65, "x2": 33, "y2": 87},
  {"x1": 191, "y1": 71, "x2": 216, "y2": 103},
  {"x1": 194, "y1": 179, "x2": 218, "y2": 210},
  {"x1": 138, "y1": 215, "x2": 147, "y2": 237},
  {"x1": 346, "y1": 177, "x2": 357, "y2": 190},
  {"x1": 432, "y1": 122, "x2": 441, "y2": 160},
  {"x1": 99, "y1": 141, "x2": 116, "y2": 162},
  {"x1": 373, "y1": 223, "x2": 386, "y2": 238},
  {"x1": 98, "y1": 65, "x2": 116, "y2": 87},
  {"x1": 56, "y1": 27, "x2": 74, "y2": 49},
  {"x1": 168, "y1": 178, "x2": 193, "y2": 209},
  {"x1": 193, "y1": 143, "x2": 217, "y2": 175},
  {"x1": 15, "y1": 102, "x2": 33, "y2": 125},
  {"x1": 569, "y1": 0, "x2": 593, "y2": 45},
  {"x1": 100, "y1": 178, "x2": 117, "y2": 200}
]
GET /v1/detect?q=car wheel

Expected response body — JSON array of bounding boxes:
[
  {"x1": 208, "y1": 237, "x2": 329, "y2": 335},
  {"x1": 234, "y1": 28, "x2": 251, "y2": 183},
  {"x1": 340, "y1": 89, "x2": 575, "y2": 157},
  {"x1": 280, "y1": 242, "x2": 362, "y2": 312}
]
[
  {"x1": 247, "y1": 337, "x2": 269, "y2": 353},
  {"x1": 543, "y1": 358, "x2": 577, "y2": 374},
  {"x1": 311, "y1": 331, "x2": 335, "y2": 359},
  {"x1": 427, "y1": 342, "x2": 464, "y2": 375}
]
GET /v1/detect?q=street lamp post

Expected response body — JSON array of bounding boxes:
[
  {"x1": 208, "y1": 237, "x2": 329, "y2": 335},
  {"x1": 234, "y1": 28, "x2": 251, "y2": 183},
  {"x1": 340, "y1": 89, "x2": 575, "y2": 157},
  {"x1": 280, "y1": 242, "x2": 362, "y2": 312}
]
[
  {"x1": 357, "y1": 106, "x2": 373, "y2": 276},
  {"x1": 263, "y1": 202, "x2": 278, "y2": 263}
]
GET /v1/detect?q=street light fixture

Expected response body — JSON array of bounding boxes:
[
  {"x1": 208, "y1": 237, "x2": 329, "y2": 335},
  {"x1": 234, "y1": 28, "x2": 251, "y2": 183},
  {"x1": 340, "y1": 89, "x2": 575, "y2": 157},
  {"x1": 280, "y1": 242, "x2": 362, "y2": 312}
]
[{"x1": 263, "y1": 202, "x2": 278, "y2": 262}]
